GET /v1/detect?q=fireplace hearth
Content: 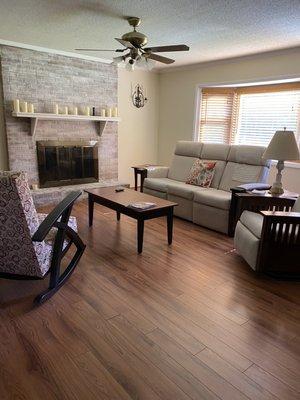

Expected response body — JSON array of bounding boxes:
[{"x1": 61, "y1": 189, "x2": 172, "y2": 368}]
[{"x1": 37, "y1": 140, "x2": 99, "y2": 188}]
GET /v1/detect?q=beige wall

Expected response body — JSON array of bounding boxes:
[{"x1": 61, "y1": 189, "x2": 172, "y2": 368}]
[
  {"x1": 118, "y1": 68, "x2": 159, "y2": 186},
  {"x1": 158, "y1": 48, "x2": 300, "y2": 192}
]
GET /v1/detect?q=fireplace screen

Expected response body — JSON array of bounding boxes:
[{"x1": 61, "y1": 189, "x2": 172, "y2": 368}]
[{"x1": 37, "y1": 140, "x2": 99, "y2": 188}]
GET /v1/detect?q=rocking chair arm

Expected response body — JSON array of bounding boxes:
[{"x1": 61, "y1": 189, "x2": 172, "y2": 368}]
[
  {"x1": 260, "y1": 210, "x2": 300, "y2": 223},
  {"x1": 32, "y1": 191, "x2": 81, "y2": 242}
]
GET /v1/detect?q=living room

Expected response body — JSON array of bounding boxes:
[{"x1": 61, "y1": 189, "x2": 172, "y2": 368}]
[{"x1": 0, "y1": 1, "x2": 300, "y2": 399}]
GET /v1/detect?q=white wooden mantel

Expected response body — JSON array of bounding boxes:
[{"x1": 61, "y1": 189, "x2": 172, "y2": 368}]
[{"x1": 12, "y1": 112, "x2": 121, "y2": 138}]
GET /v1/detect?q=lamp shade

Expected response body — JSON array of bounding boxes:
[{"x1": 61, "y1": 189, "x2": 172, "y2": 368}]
[{"x1": 263, "y1": 130, "x2": 300, "y2": 161}]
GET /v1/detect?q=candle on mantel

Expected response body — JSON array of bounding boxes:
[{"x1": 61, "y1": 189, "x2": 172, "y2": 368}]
[
  {"x1": 64, "y1": 106, "x2": 68, "y2": 115},
  {"x1": 20, "y1": 101, "x2": 28, "y2": 113},
  {"x1": 112, "y1": 107, "x2": 118, "y2": 117},
  {"x1": 106, "y1": 108, "x2": 112, "y2": 117},
  {"x1": 28, "y1": 103, "x2": 34, "y2": 113},
  {"x1": 100, "y1": 109, "x2": 106, "y2": 117},
  {"x1": 54, "y1": 104, "x2": 59, "y2": 114},
  {"x1": 85, "y1": 106, "x2": 90, "y2": 116},
  {"x1": 13, "y1": 99, "x2": 20, "y2": 113},
  {"x1": 73, "y1": 106, "x2": 78, "y2": 115}
]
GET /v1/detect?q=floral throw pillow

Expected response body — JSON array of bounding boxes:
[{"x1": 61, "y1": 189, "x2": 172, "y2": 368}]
[{"x1": 186, "y1": 160, "x2": 216, "y2": 187}]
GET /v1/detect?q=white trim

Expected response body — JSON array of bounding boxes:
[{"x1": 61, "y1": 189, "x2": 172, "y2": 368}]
[
  {"x1": 0, "y1": 39, "x2": 112, "y2": 64},
  {"x1": 193, "y1": 76, "x2": 300, "y2": 141}
]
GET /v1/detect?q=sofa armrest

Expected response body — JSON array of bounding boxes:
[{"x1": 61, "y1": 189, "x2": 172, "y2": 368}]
[{"x1": 146, "y1": 166, "x2": 169, "y2": 178}]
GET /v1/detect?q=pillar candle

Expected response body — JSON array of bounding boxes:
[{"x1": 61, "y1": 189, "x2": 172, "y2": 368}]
[
  {"x1": 20, "y1": 101, "x2": 28, "y2": 113},
  {"x1": 28, "y1": 103, "x2": 34, "y2": 113},
  {"x1": 54, "y1": 104, "x2": 59, "y2": 114},
  {"x1": 85, "y1": 106, "x2": 90, "y2": 116},
  {"x1": 13, "y1": 99, "x2": 20, "y2": 112},
  {"x1": 64, "y1": 106, "x2": 68, "y2": 115},
  {"x1": 73, "y1": 107, "x2": 78, "y2": 115},
  {"x1": 112, "y1": 107, "x2": 118, "y2": 117},
  {"x1": 106, "y1": 108, "x2": 112, "y2": 118},
  {"x1": 100, "y1": 109, "x2": 106, "y2": 117}
]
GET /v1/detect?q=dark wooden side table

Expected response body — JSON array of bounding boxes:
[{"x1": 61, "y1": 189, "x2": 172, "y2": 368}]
[
  {"x1": 229, "y1": 189, "x2": 298, "y2": 236},
  {"x1": 132, "y1": 164, "x2": 158, "y2": 192}
]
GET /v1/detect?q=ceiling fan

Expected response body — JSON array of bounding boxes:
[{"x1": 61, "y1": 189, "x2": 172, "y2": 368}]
[{"x1": 76, "y1": 17, "x2": 189, "y2": 70}]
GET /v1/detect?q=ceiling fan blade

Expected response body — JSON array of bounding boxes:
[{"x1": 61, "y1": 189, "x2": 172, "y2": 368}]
[
  {"x1": 143, "y1": 44, "x2": 189, "y2": 53},
  {"x1": 111, "y1": 55, "x2": 125, "y2": 64},
  {"x1": 147, "y1": 53, "x2": 175, "y2": 64},
  {"x1": 115, "y1": 38, "x2": 135, "y2": 48},
  {"x1": 75, "y1": 48, "x2": 122, "y2": 52}
]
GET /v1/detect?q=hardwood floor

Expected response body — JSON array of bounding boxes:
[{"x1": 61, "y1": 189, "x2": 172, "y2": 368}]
[{"x1": 0, "y1": 199, "x2": 300, "y2": 399}]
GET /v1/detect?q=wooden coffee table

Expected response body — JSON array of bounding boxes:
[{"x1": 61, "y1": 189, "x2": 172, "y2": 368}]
[{"x1": 85, "y1": 187, "x2": 177, "y2": 253}]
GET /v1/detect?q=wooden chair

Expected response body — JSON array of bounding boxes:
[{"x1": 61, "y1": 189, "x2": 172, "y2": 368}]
[
  {"x1": 0, "y1": 171, "x2": 86, "y2": 304},
  {"x1": 234, "y1": 196, "x2": 300, "y2": 279}
]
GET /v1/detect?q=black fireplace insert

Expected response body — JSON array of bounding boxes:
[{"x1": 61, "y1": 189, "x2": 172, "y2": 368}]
[{"x1": 37, "y1": 140, "x2": 99, "y2": 188}]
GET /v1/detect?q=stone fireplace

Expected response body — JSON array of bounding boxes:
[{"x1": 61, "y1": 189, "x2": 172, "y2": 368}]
[
  {"x1": 37, "y1": 140, "x2": 99, "y2": 188},
  {"x1": 0, "y1": 45, "x2": 120, "y2": 204}
]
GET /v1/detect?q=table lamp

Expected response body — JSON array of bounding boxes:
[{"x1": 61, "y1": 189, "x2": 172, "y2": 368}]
[{"x1": 263, "y1": 128, "x2": 300, "y2": 195}]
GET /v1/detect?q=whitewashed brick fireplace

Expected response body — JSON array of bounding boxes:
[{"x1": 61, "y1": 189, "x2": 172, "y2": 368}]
[{"x1": 0, "y1": 45, "x2": 120, "y2": 204}]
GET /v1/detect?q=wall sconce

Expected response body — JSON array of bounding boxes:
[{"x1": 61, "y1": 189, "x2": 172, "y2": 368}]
[{"x1": 132, "y1": 84, "x2": 148, "y2": 108}]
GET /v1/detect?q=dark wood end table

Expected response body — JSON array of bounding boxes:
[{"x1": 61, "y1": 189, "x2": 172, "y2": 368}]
[
  {"x1": 85, "y1": 187, "x2": 177, "y2": 253},
  {"x1": 229, "y1": 189, "x2": 299, "y2": 236},
  {"x1": 131, "y1": 164, "x2": 158, "y2": 192}
]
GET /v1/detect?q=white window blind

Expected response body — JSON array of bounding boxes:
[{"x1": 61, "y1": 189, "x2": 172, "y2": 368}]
[
  {"x1": 198, "y1": 84, "x2": 300, "y2": 147},
  {"x1": 199, "y1": 90, "x2": 236, "y2": 144},
  {"x1": 234, "y1": 91, "x2": 300, "y2": 146}
]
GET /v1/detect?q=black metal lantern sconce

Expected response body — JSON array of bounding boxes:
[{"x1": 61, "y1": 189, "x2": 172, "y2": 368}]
[{"x1": 132, "y1": 84, "x2": 148, "y2": 108}]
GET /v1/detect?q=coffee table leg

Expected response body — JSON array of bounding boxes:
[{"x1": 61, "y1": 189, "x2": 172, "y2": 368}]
[
  {"x1": 167, "y1": 207, "x2": 174, "y2": 245},
  {"x1": 137, "y1": 219, "x2": 144, "y2": 253},
  {"x1": 88, "y1": 194, "x2": 94, "y2": 227},
  {"x1": 117, "y1": 211, "x2": 121, "y2": 221}
]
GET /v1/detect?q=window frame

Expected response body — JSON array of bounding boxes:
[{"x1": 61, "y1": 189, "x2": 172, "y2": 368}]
[{"x1": 194, "y1": 79, "x2": 300, "y2": 168}]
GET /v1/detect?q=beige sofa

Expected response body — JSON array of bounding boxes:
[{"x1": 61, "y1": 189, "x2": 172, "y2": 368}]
[{"x1": 143, "y1": 141, "x2": 270, "y2": 234}]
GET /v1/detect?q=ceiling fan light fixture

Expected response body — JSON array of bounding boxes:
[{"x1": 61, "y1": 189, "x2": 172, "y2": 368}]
[
  {"x1": 75, "y1": 17, "x2": 189, "y2": 68},
  {"x1": 125, "y1": 59, "x2": 135, "y2": 71}
]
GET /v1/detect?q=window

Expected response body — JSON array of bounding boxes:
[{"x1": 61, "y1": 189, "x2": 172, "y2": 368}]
[{"x1": 198, "y1": 83, "x2": 300, "y2": 147}]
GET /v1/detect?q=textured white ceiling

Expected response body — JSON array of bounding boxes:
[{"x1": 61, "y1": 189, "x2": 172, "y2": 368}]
[{"x1": 0, "y1": 0, "x2": 299, "y2": 69}]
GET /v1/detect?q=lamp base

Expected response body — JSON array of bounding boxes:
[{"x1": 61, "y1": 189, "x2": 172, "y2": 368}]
[
  {"x1": 269, "y1": 185, "x2": 284, "y2": 196},
  {"x1": 268, "y1": 160, "x2": 285, "y2": 196}
]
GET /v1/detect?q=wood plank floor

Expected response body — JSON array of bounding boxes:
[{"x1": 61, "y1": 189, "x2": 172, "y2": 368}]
[{"x1": 0, "y1": 199, "x2": 300, "y2": 399}]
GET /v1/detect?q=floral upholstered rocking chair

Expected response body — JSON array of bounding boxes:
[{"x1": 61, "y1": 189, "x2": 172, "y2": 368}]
[{"x1": 0, "y1": 171, "x2": 85, "y2": 304}]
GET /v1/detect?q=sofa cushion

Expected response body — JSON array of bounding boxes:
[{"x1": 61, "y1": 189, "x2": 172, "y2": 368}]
[
  {"x1": 194, "y1": 188, "x2": 232, "y2": 210},
  {"x1": 219, "y1": 162, "x2": 264, "y2": 192},
  {"x1": 144, "y1": 177, "x2": 170, "y2": 192},
  {"x1": 168, "y1": 155, "x2": 199, "y2": 182},
  {"x1": 168, "y1": 182, "x2": 205, "y2": 200},
  {"x1": 200, "y1": 143, "x2": 230, "y2": 161},
  {"x1": 240, "y1": 210, "x2": 264, "y2": 238},
  {"x1": 174, "y1": 141, "x2": 203, "y2": 157},
  {"x1": 144, "y1": 177, "x2": 205, "y2": 200},
  {"x1": 227, "y1": 145, "x2": 267, "y2": 166},
  {"x1": 186, "y1": 160, "x2": 216, "y2": 187}
]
